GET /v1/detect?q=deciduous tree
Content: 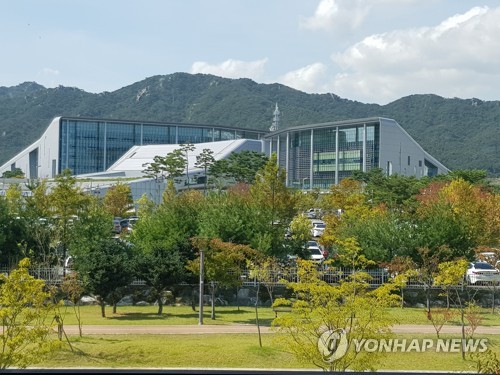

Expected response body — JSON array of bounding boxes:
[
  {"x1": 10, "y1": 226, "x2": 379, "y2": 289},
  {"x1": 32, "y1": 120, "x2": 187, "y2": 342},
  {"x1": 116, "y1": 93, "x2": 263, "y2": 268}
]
[
  {"x1": 187, "y1": 238, "x2": 259, "y2": 319},
  {"x1": 102, "y1": 182, "x2": 133, "y2": 218},
  {"x1": 73, "y1": 238, "x2": 135, "y2": 317},
  {"x1": 273, "y1": 259, "x2": 400, "y2": 372},
  {"x1": 0, "y1": 258, "x2": 61, "y2": 369}
]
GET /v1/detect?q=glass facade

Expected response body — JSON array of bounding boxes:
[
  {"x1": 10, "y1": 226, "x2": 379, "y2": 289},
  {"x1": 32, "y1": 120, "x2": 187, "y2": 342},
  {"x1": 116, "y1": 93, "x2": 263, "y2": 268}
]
[
  {"x1": 58, "y1": 118, "x2": 267, "y2": 175},
  {"x1": 266, "y1": 121, "x2": 380, "y2": 189}
]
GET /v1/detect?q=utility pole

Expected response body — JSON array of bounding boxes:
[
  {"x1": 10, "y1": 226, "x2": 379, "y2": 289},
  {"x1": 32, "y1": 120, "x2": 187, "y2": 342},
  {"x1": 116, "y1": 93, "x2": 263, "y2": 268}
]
[{"x1": 198, "y1": 248, "x2": 205, "y2": 325}]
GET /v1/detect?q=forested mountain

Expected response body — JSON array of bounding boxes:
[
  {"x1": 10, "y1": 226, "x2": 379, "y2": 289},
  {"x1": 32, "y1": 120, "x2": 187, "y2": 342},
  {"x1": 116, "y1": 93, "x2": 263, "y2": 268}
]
[{"x1": 0, "y1": 73, "x2": 498, "y2": 176}]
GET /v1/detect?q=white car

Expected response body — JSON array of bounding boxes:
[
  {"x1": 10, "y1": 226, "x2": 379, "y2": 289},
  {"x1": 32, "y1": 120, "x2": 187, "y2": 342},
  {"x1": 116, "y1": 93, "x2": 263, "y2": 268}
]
[
  {"x1": 308, "y1": 246, "x2": 325, "y2": 264},
  {"x1": 466, "y1": 262, "x2": 500, "y2": 285},
  {"x1": 311, "y1": 222, "x2": 326, "y2": 237}
]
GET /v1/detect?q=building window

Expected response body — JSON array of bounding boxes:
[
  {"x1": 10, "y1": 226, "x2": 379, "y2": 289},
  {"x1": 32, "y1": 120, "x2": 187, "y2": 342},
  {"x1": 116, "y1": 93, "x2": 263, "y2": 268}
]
[{"x1": 408, "y1": 155, "x2": 411, "y2": 165}]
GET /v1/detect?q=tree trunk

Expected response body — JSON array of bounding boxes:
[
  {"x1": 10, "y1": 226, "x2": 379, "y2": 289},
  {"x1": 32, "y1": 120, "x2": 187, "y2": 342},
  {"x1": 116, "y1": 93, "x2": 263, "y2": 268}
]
[
  {"x1": 157, "y1": 295, "x2": 164, "y2": 316},
  {"x1": 100, "y1": 299, "x2": 106, "y2": 318},
  {"x1": 266, "y1": 285, "x2": 274, "y2": 306},
  {"x1": 76, "y1": 304, "x2": 83, "y2": 337},
  {"x1": 191, "y1": 286, "x2": 197, "y2": 312},
  {"x1": 255, "y1": 282, "x2": 262, "y2": 348},
  {"x1": 113, "y1": 302, "x2": 117, "y2": 314},
  {"x1": 236, "y1": 286, "x2": 240, "y2": 311},
  {"x1": 456, "y1": 289, "x2": 465, "y2": 361},
  {"x1": 211, "y1": 283, "x2": 216, "y2": 320}
]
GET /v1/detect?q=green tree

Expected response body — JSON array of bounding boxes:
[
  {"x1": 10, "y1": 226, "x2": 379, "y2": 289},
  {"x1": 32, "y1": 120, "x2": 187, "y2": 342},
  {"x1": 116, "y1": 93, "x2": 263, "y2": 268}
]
[
  {"x1": 0, "y1": 196, "x2": 24, "y2": 266},
  {"x1": 251, "y1": 153, "x2": 295, "y2": 257},
  {"x1": 179, "y1": 143, "x2": 195, "y2": 189},
  {"x1": 446, "y1": 169, "x2": 488, "y2": 185},
  {"x1": 337, "y1": 209, "x2": 422, "y2": 262},
  {"x1": 73, "y1": 237, "x2": 135, "y2": 318},
  {"x1": 0, "y1": 258, "x2": 61, "y2": 369},
  {"x1": 352, "y1": 168, "x2": 426, "y2": 210},
  {"x1": 415, "y1": 179, "x2": 499, "y2": 258},
  {"x1": 133, "y1": 244, "x2": 185, "y2": 315},
  {"x1": 195, "y1": 148, "x2": 215, "y2": 195},
  {"x1": 433, "y1": 259, "x2": 471, "y2": 360},
  {"x1": 197, "y1": 185, "x2": 259, "y2": 246},
  {"x1": 210, "y1": 150, "x2": 269, "y2": 185},
  {"x1": 247, "y1": 256, "x2": 285, "y2": 305},
  {"x1": 1, "y1": 168, "x2": 24, "y2": 179},
  {"x1": 60, "y1": 272, "x2": 85, "y2": 337},
  {"x1": 284, "y1": 214, "x2": 313, "y2": 259},
  {"x1": 102, "y1": 182, "x2": 133, "y2": 218},
  {"x1": 4, "y1": 184, "x2": 23, "y2": 216},
  {"x1": 130, "y1": 189, "x2": 204, "y2": 313},
  {"x1": 22, "y1": 179, "x2": 56, "y2": 267},
  {"x1": 187, "y1": 238, "x2": 259, "y2": 320},
  {"x1": 142, "y1": 149, "x2": 186, "y2": 183},
  {"x1": 48, "y1": 169, "x2": 92, "y2": 270},
  {"x1": 273, "y1": 259, "x2": 400, "y2": 372}
]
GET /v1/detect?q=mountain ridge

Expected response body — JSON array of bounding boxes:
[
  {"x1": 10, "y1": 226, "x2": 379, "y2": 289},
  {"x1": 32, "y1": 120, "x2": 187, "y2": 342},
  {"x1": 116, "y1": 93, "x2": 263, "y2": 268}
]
[{"x1": 0, "y1": 73, "x2": 498, "y2": 176}]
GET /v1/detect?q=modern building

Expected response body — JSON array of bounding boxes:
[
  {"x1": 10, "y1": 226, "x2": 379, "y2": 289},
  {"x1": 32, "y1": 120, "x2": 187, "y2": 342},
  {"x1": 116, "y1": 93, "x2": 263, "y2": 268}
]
[
  {"x1": 263, "y1": 117, "x2": 449, "y2": 190},
  {"x1": 0, "y1": 115, "x2": 448, "y2": 196},
  {"x1": 0, "y1": 116, "x2": 267, "y2": 179}
]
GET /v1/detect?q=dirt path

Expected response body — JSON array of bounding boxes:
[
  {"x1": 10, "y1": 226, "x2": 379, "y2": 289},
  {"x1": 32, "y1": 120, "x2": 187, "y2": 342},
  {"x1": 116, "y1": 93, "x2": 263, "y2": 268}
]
[{"x1": 61, "y1": 324, "x2": 500, "y2": 335}]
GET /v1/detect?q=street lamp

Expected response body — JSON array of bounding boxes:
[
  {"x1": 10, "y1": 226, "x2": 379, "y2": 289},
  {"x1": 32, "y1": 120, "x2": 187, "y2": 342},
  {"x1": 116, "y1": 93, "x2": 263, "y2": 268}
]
[{"x1": 198, "y1": 247, "x2": 205, "y2": 325}]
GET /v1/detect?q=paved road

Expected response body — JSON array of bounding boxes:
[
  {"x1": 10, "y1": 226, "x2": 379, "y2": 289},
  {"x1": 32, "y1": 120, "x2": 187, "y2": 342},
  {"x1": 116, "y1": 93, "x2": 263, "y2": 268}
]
[{"x1": 61, "y1": 323, "x2": 500, "y2": 335}]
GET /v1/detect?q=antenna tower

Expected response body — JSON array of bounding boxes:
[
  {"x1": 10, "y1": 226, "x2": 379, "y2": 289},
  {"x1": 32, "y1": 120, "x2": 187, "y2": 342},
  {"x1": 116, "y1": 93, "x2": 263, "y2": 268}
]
[{"x1": 270, "y1": 103, "x2": 280, "y2": 131}]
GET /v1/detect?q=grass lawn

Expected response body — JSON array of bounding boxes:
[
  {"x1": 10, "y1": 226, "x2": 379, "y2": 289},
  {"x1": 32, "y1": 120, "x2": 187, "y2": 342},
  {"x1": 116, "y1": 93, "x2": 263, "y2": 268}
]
[
  {"x1": 57, "y1": 304, "x2": 500, "y2": 327},
  {"x1": 36, "y1": 305, "x2": 500, "y2": 371},
  {"x1": 38, "y1": 333, "x2": 500, "y2": 372}
]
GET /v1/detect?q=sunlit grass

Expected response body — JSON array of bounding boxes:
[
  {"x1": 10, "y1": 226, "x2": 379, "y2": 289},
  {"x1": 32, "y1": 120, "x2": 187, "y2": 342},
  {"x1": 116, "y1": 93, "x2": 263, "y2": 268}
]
[
  {"x1": 37, "y1": 333, "x2": 500, "y2": 371},
  {"x1": 38, "y1": 305, "x2": 500, "y2": 371},
  {"x1": 39, "y1": 334, "x2": 304, "y2": 370}
]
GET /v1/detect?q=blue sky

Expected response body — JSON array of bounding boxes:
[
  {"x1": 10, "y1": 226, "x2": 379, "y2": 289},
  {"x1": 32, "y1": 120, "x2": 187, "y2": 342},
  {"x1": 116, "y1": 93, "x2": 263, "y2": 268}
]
[{"x1": 1, "y1": 0, "x2": 500, "y2": 104}]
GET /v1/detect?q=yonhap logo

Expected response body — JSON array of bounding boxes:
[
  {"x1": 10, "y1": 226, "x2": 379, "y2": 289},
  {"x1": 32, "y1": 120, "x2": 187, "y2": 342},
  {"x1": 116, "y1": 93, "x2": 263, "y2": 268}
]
[
  {"x1": 317, "y1": 328, "x2": 349, "y2": 362},
  {"x1": 317, "y1": 331, "x2": 489, "y2": 363}
]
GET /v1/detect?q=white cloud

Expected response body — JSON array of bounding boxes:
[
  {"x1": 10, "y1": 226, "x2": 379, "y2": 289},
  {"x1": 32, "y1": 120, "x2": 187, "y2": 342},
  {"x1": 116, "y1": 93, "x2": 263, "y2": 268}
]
[
  {"x1": 328, "y1": 6, "x2": 500, "y2": 103},
  {"x1": 300, "y1": 0, "x2": 370, "y2": 32},
  {"x1": 190, "y1": 58, "x2": 268, "y2": 81},
  {"x1": 280, "y1": 63, "x2": 328, "y2": 93}
]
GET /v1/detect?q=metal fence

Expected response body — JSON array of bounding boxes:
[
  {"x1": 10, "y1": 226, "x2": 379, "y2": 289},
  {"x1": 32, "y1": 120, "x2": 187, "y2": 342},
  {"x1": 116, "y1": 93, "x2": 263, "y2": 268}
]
[
  {"x1": 1, "y1": 266, "x2": 498, "y2": 289},
  {"x1": 239, "y1": 267, "x2": 393, "y2": 287}
]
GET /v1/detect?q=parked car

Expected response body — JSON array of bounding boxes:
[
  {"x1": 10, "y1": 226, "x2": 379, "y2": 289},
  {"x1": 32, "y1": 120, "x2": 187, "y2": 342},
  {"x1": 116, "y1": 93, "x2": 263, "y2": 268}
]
[
  {"x1": 311, "y1": 222, "x2": 326, "y2": 237},
  {"x1": 466, "y1": 261, "x2": 500, "y2": 285},
  {"x1": 308, "y1": 246, "x2": 325, "y2": 264},
  {"x1": 307, "y1": 240, "x2": 319, "y2": 248},
  {"x1": 305, "y1": 208, "x2": 322, "y2": 219},
  {"x1": 307, "y1": 240, "x2": 328, "y2": 258}
]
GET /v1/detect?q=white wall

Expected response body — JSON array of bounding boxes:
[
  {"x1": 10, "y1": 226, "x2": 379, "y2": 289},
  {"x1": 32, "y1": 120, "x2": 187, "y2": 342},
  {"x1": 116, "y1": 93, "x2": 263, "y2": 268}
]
[{"x1": 0, "y1": 117, "x2": 60, "y2": 179}]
